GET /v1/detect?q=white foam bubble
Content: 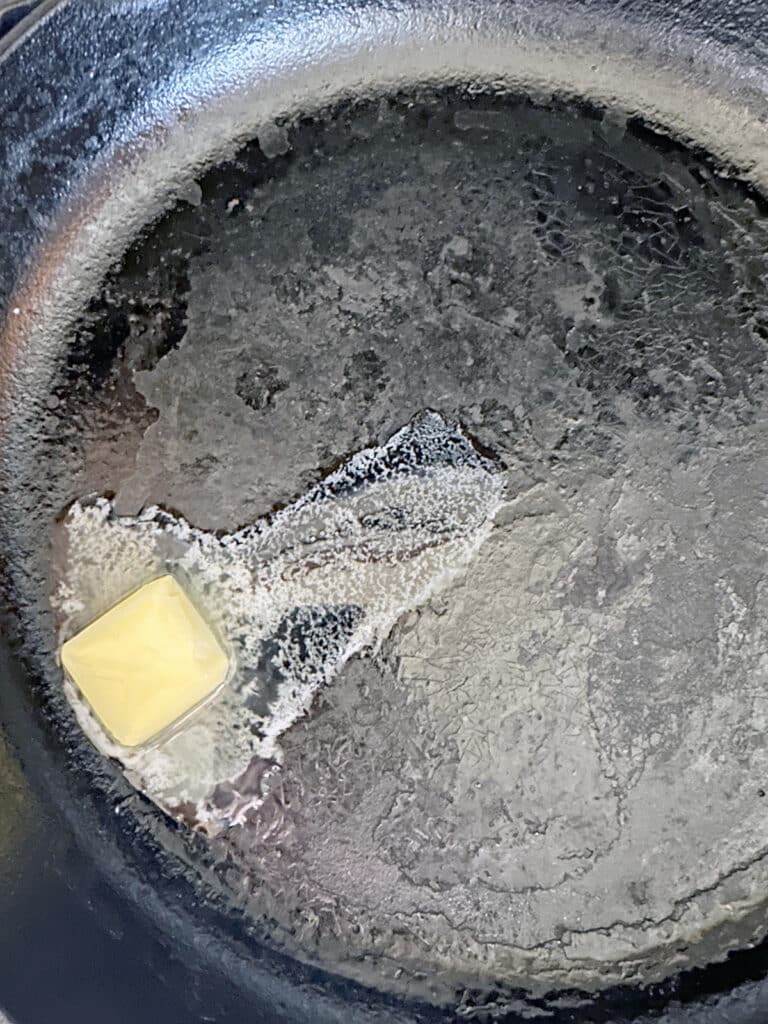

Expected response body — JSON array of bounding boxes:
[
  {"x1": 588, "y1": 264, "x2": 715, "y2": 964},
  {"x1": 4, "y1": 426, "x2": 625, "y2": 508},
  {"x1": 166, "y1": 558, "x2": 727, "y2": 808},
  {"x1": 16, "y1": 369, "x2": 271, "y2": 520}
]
[{"x1": 53, "y1": 411, "x2": 504, "y2": 832}]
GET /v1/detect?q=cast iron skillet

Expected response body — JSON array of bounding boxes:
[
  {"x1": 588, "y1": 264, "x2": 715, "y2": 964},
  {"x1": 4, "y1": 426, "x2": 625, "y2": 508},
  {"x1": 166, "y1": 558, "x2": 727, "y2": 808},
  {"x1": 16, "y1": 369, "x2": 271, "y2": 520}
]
[{"x1": 4, "y1": 1, "x2": 768, "y2": 1022}]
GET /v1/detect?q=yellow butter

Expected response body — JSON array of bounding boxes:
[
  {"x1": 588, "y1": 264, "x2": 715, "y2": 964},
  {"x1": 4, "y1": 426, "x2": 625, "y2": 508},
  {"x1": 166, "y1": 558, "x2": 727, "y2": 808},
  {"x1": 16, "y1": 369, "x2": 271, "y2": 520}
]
[{"x1": 61, "y1": 575, "x2": 229, "y2": 748}]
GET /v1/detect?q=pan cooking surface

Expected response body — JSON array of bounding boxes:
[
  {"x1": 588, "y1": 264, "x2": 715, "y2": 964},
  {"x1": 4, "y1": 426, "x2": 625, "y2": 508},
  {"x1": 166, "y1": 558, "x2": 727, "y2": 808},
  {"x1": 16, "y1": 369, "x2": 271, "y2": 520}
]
[{"x1": 5, "y1": 89, "x2": 768, "y2": 1007}]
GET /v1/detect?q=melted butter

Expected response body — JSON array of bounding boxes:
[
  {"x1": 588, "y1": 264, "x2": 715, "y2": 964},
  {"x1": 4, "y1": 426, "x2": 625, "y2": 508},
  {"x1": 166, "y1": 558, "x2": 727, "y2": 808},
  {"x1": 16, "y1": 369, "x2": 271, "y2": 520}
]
[{"x1": 53, "y1": 412, "x2": 504, "y2": 833}]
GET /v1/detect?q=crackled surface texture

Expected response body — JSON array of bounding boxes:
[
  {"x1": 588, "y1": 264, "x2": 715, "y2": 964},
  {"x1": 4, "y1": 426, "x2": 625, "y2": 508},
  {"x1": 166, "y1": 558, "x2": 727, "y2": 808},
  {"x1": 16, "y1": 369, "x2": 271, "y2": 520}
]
[{"x1": 10, "y1": 92, "x2": 768, "y2": 1000}]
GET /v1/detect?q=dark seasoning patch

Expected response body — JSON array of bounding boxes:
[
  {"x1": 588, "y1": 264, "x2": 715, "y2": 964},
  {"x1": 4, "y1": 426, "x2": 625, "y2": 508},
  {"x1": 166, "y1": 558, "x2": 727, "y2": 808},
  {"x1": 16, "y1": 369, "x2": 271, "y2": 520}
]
[{"x1": 12, "y1": 88, "x2": 768, "y2": 1010}]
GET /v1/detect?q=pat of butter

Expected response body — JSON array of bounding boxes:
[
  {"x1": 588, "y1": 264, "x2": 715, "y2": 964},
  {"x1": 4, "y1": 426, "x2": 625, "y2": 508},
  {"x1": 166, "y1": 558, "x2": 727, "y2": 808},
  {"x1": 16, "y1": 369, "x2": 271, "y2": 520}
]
[{"x1": 61, "y1": 575, "x2": 229, "y2": 748}]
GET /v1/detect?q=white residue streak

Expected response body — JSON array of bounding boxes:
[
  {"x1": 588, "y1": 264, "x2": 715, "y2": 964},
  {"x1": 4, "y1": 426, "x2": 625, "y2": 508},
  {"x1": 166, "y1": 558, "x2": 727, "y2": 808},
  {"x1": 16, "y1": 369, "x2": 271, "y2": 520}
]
[{"x1": 53, "y1": 412, "x2": 504, "y2": 833}]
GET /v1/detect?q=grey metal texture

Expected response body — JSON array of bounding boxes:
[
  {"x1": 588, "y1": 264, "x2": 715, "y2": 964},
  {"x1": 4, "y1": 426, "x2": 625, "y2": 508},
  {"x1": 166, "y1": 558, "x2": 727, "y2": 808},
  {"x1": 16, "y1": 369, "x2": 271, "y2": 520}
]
[
  {"x1": 4, "y1": 2, "x2": 768, "y2": 1023},
  {"x1": 1, "y1": 0, "x2": 768, "y2": 331}
]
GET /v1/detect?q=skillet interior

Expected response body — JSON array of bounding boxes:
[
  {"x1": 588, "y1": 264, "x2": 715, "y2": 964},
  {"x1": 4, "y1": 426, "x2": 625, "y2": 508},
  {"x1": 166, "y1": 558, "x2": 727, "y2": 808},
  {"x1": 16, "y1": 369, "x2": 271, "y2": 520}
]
[{"x1": 5, "y1": 2, "x2": 768, "y2": 1021}]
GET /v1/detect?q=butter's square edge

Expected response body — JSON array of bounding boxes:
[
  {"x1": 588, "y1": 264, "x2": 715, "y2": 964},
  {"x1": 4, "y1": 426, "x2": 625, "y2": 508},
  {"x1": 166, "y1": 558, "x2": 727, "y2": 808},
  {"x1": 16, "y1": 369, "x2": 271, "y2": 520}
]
[{"x1": 60, "y1": 573, "x2": 232, "y2": 748}]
